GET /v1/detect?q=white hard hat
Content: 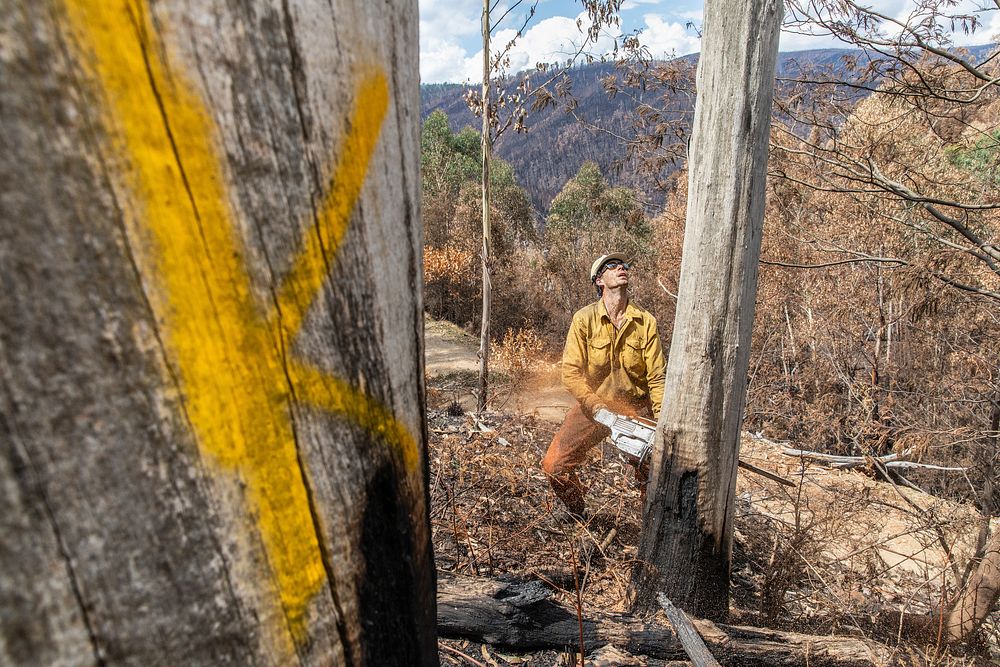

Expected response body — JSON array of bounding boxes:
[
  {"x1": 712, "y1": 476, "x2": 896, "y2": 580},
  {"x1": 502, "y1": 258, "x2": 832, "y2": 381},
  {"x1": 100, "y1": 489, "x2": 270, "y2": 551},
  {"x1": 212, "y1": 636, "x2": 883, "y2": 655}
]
[{"x1": 589, "y1": 253, "x2": 629, "y2": 282}]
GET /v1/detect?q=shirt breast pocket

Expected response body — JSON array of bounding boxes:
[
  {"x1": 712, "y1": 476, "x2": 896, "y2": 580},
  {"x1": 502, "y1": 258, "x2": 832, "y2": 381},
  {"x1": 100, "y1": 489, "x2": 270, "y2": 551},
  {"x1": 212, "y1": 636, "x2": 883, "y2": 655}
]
[
  {"x1": 624, "y1": 338, "x2": 646, "y2": 375},
  {"x1": 588, "y1": 336, "x2": 612, "y2": 375}
]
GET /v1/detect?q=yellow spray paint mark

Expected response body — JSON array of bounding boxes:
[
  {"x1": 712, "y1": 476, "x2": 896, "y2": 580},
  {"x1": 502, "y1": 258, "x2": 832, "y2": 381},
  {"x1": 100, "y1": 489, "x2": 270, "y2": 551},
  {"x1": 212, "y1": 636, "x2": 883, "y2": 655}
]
[
  {"x1": 65, "y1": 0, "x2": 417, "y2": 642},
  {"x1": 270, "y1": 77, "x2": 389, "y2": 340}
]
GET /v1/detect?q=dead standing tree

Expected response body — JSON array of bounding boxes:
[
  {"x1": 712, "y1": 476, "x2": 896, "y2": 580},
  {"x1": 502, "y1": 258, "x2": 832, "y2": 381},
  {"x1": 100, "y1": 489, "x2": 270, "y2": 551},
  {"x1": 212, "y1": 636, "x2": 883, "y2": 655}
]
[
  {"x1": 470, "y1": 0, "x2": 620, "y2": 414},
  {"x1": 1, "y1": 0, "x2": 435, "y2": 665},
  {"x1": 628, "y1": 0, "x2": 784, "y2": 619},
  {"x1": 477, "y1": 0, "x2": 494, "y2": 415}
]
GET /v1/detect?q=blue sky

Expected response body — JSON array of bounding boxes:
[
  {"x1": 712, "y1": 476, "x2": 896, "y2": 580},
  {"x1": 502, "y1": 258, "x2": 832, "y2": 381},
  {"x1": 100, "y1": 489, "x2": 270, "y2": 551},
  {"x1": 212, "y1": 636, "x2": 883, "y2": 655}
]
[{"x1": 419, "y1": 0, "x2": 999, "y2": 83}]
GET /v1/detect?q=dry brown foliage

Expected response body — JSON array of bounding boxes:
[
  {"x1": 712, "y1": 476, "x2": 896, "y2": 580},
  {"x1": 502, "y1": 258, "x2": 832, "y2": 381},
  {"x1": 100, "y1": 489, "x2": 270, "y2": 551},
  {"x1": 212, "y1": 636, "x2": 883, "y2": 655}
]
[
  {"x1": 493, "y1": 327, "x2": 546, "y2": 381},
  {"x1": 636, "y1": 86, "x2": 1000, "y2": 516}
]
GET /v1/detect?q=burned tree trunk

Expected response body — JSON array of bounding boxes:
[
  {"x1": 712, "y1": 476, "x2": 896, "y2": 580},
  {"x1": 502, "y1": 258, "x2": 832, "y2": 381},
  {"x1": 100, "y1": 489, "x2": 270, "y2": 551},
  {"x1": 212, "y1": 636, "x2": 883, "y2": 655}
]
[
  {"x1": 629, "y1": 0, "x2": 783, "y2": 619},
  {"x1": 1, "y1": 1, "x2": 434, "y2": 665}
]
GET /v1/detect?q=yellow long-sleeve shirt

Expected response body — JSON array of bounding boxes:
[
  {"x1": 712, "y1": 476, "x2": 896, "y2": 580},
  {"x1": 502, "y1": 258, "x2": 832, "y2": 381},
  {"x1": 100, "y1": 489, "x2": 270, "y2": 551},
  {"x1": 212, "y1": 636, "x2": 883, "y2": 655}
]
[{"x1": 561, "y1": 300, "x2": 666, "y2": 418}]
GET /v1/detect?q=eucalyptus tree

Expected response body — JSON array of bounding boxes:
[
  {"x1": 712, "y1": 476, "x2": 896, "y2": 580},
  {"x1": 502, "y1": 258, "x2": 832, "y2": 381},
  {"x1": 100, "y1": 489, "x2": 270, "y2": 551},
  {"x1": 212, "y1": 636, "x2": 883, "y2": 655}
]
[
  {"x1": 1, "y1": 0, "x2": 435, "y2": 664},
  {"x1": 627, "y1": 0, "x2": 784, "y2": 619},
  {"x1": 468, "y1": 0, "x2": 627, "y2": 414}
]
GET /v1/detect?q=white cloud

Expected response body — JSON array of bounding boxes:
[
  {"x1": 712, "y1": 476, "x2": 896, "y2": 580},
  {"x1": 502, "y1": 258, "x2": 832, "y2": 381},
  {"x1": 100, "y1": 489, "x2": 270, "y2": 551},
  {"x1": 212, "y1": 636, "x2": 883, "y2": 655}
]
[
  {"x1": 419, "y1": 0, "x2": 479, "y2": 44},
  {"x1": 778, "y1": 26, "x2": 849, "y2": 53},
  {"x1": 421, "y1": 38, "x2": 477, "y2": 85},
  {"x1": 419, "y1": 0, "x2": 481, "y2": 83},
  {"x1": 425, "y1": 12, "x2": 618, "y2": 84},
  {"x1": 495, "y1": 14, "x2": 618, "y2": 70},
  {"x1": 947, "y1": 2, "x2": 1000, "y2": 46},
  {"x1": 778, "y1": 0, "x2": 998, "y2": 52},
  {"x1": 896, "y1": 0, "x2": 1000, "y2": 47},
  {"x1": 419, "y1": 1, "x2": 999, "y2": 83},
  {"x1": 674, "y1": 9, "x2": 703, "y2": 22},
  {"x1": 637, "y1": 14, "x2": 702, "y2": 59},
  {"x1": 622, "y1": 0, "x2": 663, "y2": 10}
]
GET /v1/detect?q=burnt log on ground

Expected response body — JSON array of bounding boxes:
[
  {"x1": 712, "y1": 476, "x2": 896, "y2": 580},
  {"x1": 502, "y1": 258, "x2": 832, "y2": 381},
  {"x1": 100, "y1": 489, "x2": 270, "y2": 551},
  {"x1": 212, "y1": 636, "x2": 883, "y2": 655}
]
[{"x1": 437, "y1": 573, "x2": 891, "y2": 666}]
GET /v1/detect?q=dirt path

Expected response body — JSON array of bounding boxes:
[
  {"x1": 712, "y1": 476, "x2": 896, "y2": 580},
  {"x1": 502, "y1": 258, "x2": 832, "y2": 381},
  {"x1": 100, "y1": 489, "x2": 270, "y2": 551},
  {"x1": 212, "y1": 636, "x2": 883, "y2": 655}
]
[
  {"x1": 424, "y1": 316, "x2": 573, "y2": 422},
  {"x1": 424, "y1": 317, "x2": 480, "y2": 377}
]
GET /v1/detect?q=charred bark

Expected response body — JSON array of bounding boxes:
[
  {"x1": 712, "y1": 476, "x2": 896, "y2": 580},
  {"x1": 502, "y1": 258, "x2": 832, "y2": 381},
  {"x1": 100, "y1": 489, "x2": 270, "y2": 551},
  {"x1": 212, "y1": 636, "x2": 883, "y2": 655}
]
[
  {"x1": 629, "y1": 0, "x2": 783, "y2": 619},
  {"x1": 0, "y1": 1, "x2": 434, "y2": 664},
  {"x1": 437, "y1": 574, "x2": 889, "y2": 666}
]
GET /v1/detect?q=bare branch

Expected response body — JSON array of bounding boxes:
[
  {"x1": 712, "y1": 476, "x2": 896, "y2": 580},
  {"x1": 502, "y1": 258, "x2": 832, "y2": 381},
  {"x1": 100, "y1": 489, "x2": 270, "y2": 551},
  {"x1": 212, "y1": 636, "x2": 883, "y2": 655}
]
[{"x1": 761, "y1": 257, "x2": 907, "y2": 269}]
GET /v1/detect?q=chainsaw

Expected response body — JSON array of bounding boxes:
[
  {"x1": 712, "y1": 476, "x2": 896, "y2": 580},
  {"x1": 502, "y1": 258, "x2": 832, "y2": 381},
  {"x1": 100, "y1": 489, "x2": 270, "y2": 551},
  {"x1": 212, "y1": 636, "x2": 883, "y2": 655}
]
[
  {"x1": 592, "y1": 408, "x2": 795, "y2": 486},
  {"x1": 592, "y1": 408, "x2": 656, "y2": 462}
]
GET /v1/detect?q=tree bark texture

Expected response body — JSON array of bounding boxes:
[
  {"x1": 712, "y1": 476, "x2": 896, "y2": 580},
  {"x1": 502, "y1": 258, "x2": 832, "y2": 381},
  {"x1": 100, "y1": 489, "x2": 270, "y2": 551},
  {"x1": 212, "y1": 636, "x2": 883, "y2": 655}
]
[
  {"x1": 437, "y1": 574, "x2": 889, "y2": 666},
  {"x1": 630, "y1": 0, "x2": 783, "y2": 619},
  {"x1": 1, "y1": 1, "x2": 435, "y2": 665}
]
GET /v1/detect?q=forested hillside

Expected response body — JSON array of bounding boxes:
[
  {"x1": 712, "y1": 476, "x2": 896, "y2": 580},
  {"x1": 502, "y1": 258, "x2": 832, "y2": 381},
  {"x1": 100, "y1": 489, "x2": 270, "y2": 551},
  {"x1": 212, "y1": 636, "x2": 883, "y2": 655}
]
[
  {"x1": 423, "y1": 61, "x2": 655, "y2": 213},
  {"x1": 421, "y1": 46, "x2": 996, "y2": 215}
]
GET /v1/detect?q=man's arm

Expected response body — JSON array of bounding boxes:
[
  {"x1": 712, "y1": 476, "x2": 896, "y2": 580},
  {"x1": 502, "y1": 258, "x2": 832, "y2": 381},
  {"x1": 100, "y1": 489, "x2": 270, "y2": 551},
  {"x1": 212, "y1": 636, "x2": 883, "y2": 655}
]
[
  {"x1": 562, "y1": 313, "x2": 604, "y2": 415},
  {"x1": 644, "y1": 318, "x2": 666, "y2": 419}
]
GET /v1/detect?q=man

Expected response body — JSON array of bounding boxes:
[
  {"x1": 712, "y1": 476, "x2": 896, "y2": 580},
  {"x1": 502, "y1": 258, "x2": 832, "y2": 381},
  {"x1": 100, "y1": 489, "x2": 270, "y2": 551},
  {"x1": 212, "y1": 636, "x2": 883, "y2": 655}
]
[{"x1": 541, "y1": 253, "x2": 666, "y2": 519}]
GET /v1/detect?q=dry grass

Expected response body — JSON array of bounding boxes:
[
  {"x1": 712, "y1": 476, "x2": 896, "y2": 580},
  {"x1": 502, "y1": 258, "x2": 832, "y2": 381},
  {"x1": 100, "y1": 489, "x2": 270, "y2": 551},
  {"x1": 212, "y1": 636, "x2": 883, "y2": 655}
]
[{"x1": 428, "y1": 406, "x2": 645, "y2": 609}]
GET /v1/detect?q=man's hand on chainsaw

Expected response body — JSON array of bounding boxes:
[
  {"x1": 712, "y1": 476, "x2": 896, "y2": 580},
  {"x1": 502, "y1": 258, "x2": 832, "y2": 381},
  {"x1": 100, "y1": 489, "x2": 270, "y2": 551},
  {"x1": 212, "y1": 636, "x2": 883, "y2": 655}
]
[
  {"x1": 593, "y1": 406, "x2": 614, "y2": 424},
  {"x1": 591, "y1": 408, "x2": 655, "y2": 461}
]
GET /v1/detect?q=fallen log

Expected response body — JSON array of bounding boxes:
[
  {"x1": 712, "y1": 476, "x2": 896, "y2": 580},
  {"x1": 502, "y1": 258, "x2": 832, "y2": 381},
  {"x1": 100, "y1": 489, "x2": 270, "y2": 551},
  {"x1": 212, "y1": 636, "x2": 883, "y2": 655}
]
[{"x1": 437, "y1": 573, "x2": 890, "y2": 666}]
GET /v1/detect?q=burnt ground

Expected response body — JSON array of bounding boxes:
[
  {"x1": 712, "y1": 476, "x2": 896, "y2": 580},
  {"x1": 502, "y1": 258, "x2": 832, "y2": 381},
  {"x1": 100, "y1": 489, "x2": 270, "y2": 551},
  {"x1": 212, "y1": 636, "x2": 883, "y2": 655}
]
[{"x1": 424, "y1": 319, "x2": 999, "y2": 666}]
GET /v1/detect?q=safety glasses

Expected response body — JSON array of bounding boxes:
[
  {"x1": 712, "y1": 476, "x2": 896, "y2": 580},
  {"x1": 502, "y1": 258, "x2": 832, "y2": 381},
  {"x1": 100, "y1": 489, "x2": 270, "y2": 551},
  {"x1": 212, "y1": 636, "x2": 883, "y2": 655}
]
[{"x1": 601, "y1": 260, "x2": 630, "y2": 273}]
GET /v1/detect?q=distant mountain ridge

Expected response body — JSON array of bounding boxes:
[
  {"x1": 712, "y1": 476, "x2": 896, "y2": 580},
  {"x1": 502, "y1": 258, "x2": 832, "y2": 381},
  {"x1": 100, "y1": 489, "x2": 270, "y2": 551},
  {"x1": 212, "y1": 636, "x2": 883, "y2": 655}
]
[
  {"x1": 420, "y1": 45, "x2": 996, "y2": 215},
  {"x1": 421, "y1": 58, "x2": 677, "y2": 215}
]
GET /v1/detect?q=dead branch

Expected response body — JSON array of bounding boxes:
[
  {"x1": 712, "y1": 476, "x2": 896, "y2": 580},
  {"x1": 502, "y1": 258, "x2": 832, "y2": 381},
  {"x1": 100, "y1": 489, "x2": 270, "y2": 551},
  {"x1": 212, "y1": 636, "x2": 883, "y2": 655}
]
[
  {"x1": 656, "y1": 594, "x2": 721, "y2": 667},
  {"x1": 738, "y1": 459, "x2": 796, "y2": 487},
  {"x1": 782, "y1": 446, "x2": 967, "y2": 472}
]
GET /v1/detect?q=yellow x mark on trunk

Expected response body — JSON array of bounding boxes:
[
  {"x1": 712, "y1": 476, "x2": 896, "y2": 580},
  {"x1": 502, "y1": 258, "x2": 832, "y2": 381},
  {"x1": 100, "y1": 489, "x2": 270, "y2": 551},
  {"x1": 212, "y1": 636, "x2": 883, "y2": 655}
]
[{"x1": 66, "y1": 0, "x2": 417, "y2": 645}]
